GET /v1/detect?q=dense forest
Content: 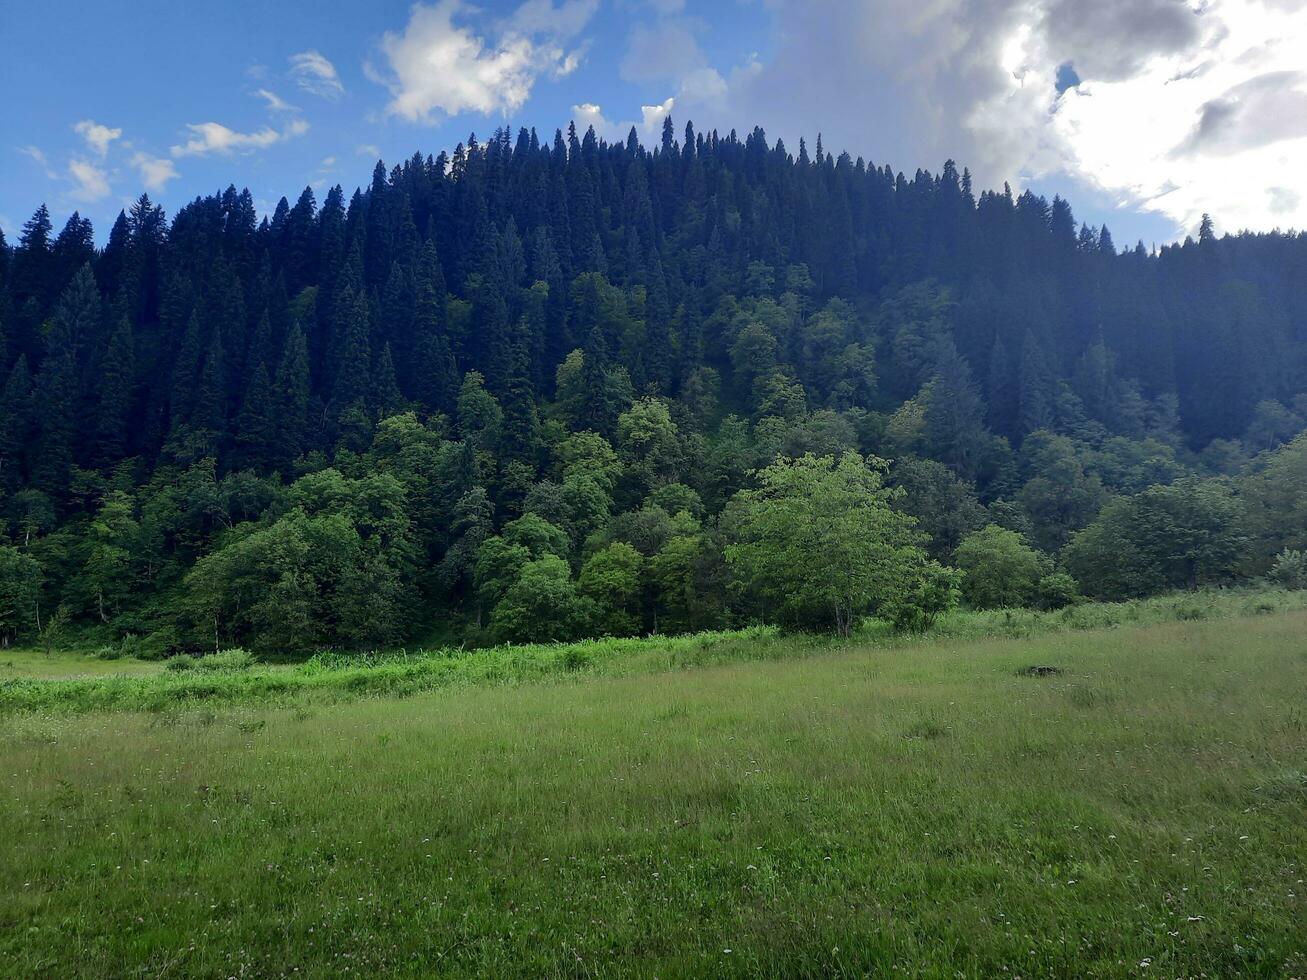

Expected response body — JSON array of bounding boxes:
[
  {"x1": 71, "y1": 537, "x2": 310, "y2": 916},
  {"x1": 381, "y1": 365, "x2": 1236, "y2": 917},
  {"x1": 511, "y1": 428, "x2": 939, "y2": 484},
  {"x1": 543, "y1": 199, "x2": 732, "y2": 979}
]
[{"x1": 2, "y1": 118, "x2": 1306, "y2": 654}]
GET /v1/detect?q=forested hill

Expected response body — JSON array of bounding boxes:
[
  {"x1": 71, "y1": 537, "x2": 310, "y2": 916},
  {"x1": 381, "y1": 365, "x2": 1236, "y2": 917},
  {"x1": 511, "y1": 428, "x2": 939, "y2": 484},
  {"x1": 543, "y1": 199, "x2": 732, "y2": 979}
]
[{"x1": 3, "y1": 119, "x2": 1307, "y2": 653}]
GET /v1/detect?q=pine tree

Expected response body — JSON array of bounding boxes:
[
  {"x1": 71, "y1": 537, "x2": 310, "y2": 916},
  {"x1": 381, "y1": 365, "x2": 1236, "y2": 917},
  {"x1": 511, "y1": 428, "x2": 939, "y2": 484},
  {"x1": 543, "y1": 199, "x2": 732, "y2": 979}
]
[
  {"x1": 32, "y1": 265, "x2": 100, "y2": 496},
  {"x1": 185, "y1": 327, "x2": 228, "y2": 462},
  {"x1": 1018, "y1": 330, "x2": 1058, "y2": 436},
  {"x1": 925, "y1": 341, "x2": 988, "y2": 479},
  {"x1": 233, "y1": 361, "x2": 277, "y2": 472},
  {"x1": 0, "y1": 356, "x2": 33, "y2": 491},
  {"x1": 332, "y1": 290, "x2": 372, "y2": 416},
  {"x1": 94, "y1": 318, "x2": 135, "y2": 465},
  {"x1": 273, "y1": 323, "x2": 312, "y2": 470},
  {"x1": 373, "y1": 343, "x2": 403, "y2": 419}
]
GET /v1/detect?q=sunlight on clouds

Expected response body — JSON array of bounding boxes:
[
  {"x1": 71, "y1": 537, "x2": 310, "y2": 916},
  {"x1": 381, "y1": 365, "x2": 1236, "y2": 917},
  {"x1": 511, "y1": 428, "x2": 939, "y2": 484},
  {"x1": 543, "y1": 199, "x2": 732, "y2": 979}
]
[
  {"x1": 626, "y1": 0, "x2": 1306, "y2": 239},
  {"x1": 289, "y1": 50, "x2": 344, "y2": 99},
  {"x1": 68, "y1": 158, "x2": 110, "y2": 201},
  {"x1": 131, "y1": 152, "x2": 179, "y2": 193},
  {"x1": 73, "y1": 120, "x2": 122, "y2": 157},
  {"x1": 571, "y1": 97, "x2": 675, "y2": 142},
  {"x1": 170, "y1": 119, "x2": 309, "y2": 157},
  {"x1": 374, "y1": 0, "x2": 596, "y2": 122},
  {"x1": 1033, "y1": 0, "x2": 1307, "y2": 234}
]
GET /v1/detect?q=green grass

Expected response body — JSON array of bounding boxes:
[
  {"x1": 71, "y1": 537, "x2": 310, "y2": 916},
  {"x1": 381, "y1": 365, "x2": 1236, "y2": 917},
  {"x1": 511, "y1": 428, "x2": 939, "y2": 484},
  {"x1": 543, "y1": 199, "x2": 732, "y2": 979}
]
[
  {"x1": 5, "y1": 587, "x2": 1305, "y2": 716},
  {"x1": 0, "y1": 646, "x2": 164, "y2": 681},
  {"x1": 3, "y1": 603, "x2": 1306, "y2": 976}
]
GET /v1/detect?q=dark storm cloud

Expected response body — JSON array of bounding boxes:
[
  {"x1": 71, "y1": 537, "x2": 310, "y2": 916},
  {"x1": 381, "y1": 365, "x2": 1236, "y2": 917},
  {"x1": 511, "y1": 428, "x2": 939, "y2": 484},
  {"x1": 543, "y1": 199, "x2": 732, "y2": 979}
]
[{"x1": 1179, "y1": 70, "x2": 1307, "y2": 155}]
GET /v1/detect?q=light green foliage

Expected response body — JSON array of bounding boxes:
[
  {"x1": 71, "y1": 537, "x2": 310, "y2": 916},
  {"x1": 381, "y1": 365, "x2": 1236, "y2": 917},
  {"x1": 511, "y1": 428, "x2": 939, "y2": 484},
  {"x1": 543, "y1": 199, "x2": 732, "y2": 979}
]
[
  {"x1": 1035, "y1": 571, "x2": 1081, "y2": 610},
  {"x1": 0, "y1": 546, "x2": 41, "y2": 644},
  {"x1": 552, "y1": 349, "x2": 588, "y2": 428},
  {"x1": 752, "y1": 370, "x2": 808, "y2": 421},
  {"x1": 556, "y1": 430, "x2": 623, "y2": 494},
  {"x1": 954, "y1": 524, "x2": 1047, "y2": 609},
  {"x1": 801, "y1": 299, "x2": 875, "y2": 410},
  {"x1": 617, "y1": 397, "x2": 683, "y2": 492},
  {"x1": 645, "y1": 483, "x2": 703, "y2": 519},
  {"x1": 1269, "y1": 548, "x2": 1307, "y2": 590},
  {"x1": 1241, "y1": 433, "x2": 1307, "y2": 569},
  {"x1": 456, "y1": 371, "x2": 503, "y2": 453},
  {"x1": 475, "y1": 513, "x2": 573, "y2": 624},
  {"x1": 725, "y1": 452, "x2": 930, "y2": 635},
  {"x1": 182, "y1": 470, "x2": 416, "y2": 652},
  {"x1": 490, "y1": 554, "x2": 595, "y2": 643},
  {"x1": 75, "y1": 491, "x2": 140, "y2": 623},
  {"x1": 882, "y1": 560, "x2": 962, "y2": 633},
  {"x1": 578, "y1": 542, "x2": 644, "y2": 636},
  {"x1": 1016, "y1": 431, "x2": 1107, "y2": 553},
  {"x1": 164, "y1": 648, "x2": 255, "y2": 673}
]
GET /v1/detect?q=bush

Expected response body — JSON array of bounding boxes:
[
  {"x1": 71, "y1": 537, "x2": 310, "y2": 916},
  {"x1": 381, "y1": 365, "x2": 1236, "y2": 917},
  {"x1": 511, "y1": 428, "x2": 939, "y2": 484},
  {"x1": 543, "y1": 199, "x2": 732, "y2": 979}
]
[
  {"x1": 886, "y1": 562, "x2": 962, "y2": 633},
  {"x1": 1269, "y1": 549, "x2": 1307, "y2": 590},
  {"x1": 954, "y1": 525, "x2": 1046, "y2": 609},
  {"x1": 1036, "y1": 572, "x2": 1080, "y2": 611},
  {"x1": 121, "y1": 627, "x2": 181, "y2": 661},
  {"x1": 164, "y1": 654, "x2": 196, "y2": 672},
  {"x1": 197, "y1": 648, "x2": 256, "y2": 672}
]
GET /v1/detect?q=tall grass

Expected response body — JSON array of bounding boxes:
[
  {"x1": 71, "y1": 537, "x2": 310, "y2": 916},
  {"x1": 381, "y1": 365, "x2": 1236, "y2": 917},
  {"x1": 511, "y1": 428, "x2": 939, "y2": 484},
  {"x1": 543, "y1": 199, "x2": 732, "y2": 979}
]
[
  {"x1": 5, "y1": 588, "x2": 1305, "y2": 716},
  {"x1": 3, "y1": 610, "x2": 1305, "y2": 976}
]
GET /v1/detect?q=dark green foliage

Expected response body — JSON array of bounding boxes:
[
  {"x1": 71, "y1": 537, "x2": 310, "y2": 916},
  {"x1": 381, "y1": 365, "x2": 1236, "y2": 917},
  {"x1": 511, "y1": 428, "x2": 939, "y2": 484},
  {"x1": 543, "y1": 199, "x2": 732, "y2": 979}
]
[
  {"x1": 4, "y1": 121, "x2": 1306, "y2": 651},
  {"x1": 1063, "y1": 479, "x2": 1246, "y2": 600}
]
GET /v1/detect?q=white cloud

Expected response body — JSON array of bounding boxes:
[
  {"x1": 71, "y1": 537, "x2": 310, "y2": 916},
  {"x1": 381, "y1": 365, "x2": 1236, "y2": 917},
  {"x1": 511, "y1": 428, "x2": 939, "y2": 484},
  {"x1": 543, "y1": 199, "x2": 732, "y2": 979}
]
[
  {"x1": 131, "y1": 152, "x2": 180, "y2": 193},
  {"x1": 290, "y1": 50, "x2": 344, "y2": 98},
  {"x1": 73, "y1": 119, "x2": 123, "y2": 157},
  {"x1": 18, "y1": 145, "x2": 57, "y2": 178},
  {"x1": 572, "y1": 97, "x2": 676, "y2": 142},
  {"x1": 255, "y1": 88, "x2": 299, "y2": 113},
  {"x1": 625, "y1": 0, "x2": 1307, "y2": 238},
  {"x1": 373, "y1": 0, "x2": 597, "y2": 122},
  {"x1": 357, "y1": 143, "x2": 382, "y2": 158},
  {"x1": 505, "y1": 0, "x2": 598, "y2": 39},
  {"x1": 1037, "y1": 0, "x2": 1307, "y2": 234},
  {"x1": 170, "y1": 119, "x2": 309, "y2": 157},
  {"x1": 68, "y1": 158, "x2": 111, "y2": 201}
]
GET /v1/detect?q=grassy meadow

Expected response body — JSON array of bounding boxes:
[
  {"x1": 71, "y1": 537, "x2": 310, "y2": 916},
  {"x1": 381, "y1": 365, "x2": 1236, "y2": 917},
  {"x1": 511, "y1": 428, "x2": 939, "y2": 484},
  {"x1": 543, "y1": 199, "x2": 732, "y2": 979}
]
[{"x1": 3, "y1": 597, "x2": 1307, "y2": 976}]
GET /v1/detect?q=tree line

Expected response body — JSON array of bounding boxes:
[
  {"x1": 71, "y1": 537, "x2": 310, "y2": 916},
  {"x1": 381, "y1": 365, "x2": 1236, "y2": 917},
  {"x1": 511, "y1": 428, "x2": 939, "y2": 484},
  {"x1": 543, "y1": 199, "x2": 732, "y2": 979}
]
[{"x1": 1, "y1": 118, "x2": 1305, "y2": 652}]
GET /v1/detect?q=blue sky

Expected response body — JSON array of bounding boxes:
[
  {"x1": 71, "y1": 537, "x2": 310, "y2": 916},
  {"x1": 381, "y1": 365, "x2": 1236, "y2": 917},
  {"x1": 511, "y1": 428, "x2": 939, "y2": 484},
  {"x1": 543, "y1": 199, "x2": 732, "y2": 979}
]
[{"x1": 4, "y1": 0, "x2": 1304, "y2": 249}]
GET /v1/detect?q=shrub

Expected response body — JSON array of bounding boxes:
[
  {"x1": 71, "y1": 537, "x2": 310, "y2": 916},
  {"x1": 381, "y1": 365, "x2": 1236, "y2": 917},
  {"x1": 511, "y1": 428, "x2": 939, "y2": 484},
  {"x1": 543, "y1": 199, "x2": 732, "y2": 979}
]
[
  {"x1": 1269, "y1": 548, "x2": 1307, "y2": 590},
  {"x1": 198, "y1": 648, "x2": 256, "y2": 672},
  {"x1": 1036, "y1": 572, "x2": 1081, "y2": 611},
  {"x1": 164, "y1": 655, "x2": 196, "y2": 672},
  {"x1": 886, "y1": 562, "x2": 962, "y2": 633},
  {"x1": 121, "y1": 627, "x2": 181, "y2": 661},
  {"x1": 954, "y1": 525, "x2": 1046, "y2": 609}
]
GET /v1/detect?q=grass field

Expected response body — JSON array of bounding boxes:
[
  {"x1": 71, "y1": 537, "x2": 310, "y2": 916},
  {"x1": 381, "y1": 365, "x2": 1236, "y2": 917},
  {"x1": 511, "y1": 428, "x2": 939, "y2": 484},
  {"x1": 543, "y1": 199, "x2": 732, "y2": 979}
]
[{"x1": 3, "y1": 604, "x2": 1306, "y2": 976}]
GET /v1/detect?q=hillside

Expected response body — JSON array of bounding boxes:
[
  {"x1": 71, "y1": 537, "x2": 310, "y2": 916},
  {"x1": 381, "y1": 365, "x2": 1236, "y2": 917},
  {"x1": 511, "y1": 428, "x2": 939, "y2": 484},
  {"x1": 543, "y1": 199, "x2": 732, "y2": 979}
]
[{"x1": 3, "y1": 120, "x2": 1307, "y2": 651}]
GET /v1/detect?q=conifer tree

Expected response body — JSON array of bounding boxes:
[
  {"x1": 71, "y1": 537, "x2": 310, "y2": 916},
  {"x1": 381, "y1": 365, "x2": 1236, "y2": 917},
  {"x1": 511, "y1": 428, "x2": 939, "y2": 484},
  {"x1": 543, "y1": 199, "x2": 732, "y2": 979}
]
[
  {"x1": 94, "y1": 318, "x2": 135, "y2": 465},
  {"x1": 273, "y1": 323, "x2": 312, "y2": 470}
]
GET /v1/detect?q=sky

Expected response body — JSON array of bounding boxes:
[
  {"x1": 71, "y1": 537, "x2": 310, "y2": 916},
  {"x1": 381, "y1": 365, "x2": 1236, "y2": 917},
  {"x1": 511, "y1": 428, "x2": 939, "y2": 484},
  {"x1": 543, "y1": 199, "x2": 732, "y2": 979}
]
[{"x1": 3, "y1": 0, "x2": 1305, "y2": 249}]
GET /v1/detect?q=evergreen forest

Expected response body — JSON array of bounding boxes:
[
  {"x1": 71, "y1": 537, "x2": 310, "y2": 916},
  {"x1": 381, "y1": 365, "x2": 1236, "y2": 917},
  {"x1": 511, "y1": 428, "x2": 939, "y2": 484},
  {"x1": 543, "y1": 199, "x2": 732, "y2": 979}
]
[{"x1": 3, "y1": 118, "x2": 1306, "y2": 653}]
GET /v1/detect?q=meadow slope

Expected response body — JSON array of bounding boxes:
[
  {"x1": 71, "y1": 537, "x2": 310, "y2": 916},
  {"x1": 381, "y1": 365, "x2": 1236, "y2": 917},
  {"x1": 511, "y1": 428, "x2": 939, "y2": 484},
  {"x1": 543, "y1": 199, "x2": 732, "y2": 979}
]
[{"x1": 3, "y1": 611, "x2": 1306, "y2": 976}]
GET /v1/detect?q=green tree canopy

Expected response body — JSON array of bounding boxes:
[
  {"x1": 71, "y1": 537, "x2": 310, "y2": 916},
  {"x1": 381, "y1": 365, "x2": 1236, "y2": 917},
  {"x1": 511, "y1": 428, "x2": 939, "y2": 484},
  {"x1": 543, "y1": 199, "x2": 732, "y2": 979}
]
[{"x1": 725, "y1": 452, "x2": 931, "y2": 635}]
